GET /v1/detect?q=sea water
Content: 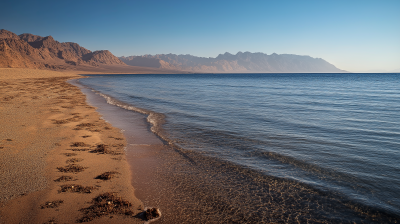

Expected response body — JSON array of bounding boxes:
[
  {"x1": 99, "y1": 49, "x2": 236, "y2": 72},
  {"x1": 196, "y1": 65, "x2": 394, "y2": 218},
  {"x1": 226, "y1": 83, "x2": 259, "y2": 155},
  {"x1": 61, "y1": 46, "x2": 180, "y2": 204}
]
[{"x1": 79, "y1": 73, "x2": 400, "y2": 222}]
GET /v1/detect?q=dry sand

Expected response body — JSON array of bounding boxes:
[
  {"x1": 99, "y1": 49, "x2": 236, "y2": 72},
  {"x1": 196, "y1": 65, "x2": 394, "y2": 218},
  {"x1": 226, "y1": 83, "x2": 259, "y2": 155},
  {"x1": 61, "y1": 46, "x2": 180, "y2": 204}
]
[{"x1": 0, "y1": 68, "x2": 155, "y2": 223}]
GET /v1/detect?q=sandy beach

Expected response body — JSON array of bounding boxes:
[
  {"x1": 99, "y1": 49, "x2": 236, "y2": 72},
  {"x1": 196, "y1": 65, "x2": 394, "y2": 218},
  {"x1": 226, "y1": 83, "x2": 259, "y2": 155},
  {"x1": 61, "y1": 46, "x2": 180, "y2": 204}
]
[{"x1": 0, "y1": 68, "x2": 152, "y2": 223}]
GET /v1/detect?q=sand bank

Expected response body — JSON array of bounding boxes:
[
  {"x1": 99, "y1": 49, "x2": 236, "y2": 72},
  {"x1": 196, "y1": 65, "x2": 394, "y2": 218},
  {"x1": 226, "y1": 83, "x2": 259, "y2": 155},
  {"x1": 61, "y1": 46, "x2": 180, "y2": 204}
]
[{"x1": 0, "y1": 68, "x2": 151, "y2": 223}]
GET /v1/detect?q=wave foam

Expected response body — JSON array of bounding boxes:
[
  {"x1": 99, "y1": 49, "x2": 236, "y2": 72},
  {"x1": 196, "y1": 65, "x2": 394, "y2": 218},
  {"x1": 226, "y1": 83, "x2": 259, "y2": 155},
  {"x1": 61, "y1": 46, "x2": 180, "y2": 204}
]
[{"x1": 94, "y1": 91, "x2": 171, "y2": 145}]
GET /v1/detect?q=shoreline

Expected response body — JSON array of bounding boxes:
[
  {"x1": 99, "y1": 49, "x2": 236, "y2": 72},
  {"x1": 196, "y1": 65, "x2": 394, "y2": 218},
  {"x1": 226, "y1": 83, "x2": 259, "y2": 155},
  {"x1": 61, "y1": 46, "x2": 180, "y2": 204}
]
[
  {"x1": 0, "y1": 68, "x2": 151, "y2": 223},
  {"x1": 77, "y1": 74, "x2": 400, "y2": 223}
]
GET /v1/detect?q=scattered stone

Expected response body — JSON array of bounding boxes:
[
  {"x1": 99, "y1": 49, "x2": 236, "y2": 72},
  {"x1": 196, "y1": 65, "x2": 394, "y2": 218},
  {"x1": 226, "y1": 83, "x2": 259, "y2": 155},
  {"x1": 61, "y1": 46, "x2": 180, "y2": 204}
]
[
  {"x1": 143, "y1": 208, "x2": 161, "y2": 221},
  {"x1": 134, "y1": 207, "x2": 161, "y2": 221}
]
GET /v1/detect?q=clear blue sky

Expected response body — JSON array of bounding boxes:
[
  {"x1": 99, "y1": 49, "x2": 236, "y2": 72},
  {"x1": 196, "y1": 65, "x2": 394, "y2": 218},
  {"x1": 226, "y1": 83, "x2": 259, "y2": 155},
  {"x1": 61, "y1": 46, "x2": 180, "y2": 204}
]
[{"x1": 1, "y1": 0, "x2": 399, "y2": 72}]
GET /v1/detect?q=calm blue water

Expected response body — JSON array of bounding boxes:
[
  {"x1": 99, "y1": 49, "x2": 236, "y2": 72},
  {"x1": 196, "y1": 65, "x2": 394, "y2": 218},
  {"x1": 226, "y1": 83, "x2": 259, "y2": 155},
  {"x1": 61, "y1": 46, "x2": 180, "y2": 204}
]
[{"x1": 80, "y1": 73, "x2": 400, "y2": 220}]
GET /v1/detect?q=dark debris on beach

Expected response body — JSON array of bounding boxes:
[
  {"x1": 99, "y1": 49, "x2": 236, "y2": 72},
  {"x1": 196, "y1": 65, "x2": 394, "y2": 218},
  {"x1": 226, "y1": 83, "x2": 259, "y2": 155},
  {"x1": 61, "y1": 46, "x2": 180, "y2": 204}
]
[
  {"x1": 70, "y1": 142, "x2": 91, "y2": 147},
  {"x1": 95, "y1": 171, "x2": 119, "y2": 180},
  {"x1": 68, "y1": 148, "x2": 91, "y2": 152},
  {"x1": 40, "y1": 200, "x2": 64, "y2": 209},
  {"x1": 90, "y1": 144, "x2": 121, "y2": 155},
  {"x1": 66, "y1": 158, "x2": 83, "y2": 164},
  {"x1": 59, "y1": 184, "x2": 96, "y2": 194},
  {"x1": 54, "y1": 175, "x2": 74, "y2": 182},
  {"x1": 57, "y1": 164, "x2": 86, "y2": 173},
  {"x1": 63, "y1": 153, "x2": 77, "y2": 157},
  {"x1": 77, "y1": 192, "x2": 135, "y2": 222}
]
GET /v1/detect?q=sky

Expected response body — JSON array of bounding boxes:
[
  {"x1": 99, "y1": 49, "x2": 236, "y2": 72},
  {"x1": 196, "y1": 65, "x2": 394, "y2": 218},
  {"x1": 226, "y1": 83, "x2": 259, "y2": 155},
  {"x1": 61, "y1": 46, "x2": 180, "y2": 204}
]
[{"x1": 1, "y1": 0, "x2": 399, "y2": 72}]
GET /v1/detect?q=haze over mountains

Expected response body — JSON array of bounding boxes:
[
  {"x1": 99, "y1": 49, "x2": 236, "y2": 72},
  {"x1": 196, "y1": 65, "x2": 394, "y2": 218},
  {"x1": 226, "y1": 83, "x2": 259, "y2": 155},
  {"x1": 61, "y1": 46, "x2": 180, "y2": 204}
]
[
  {"x1": 120, "y1": 53, "x2": 346, "y2": 73},
  {"x1": 1, "y1": 29, "x2": 346, "y2": 73}
]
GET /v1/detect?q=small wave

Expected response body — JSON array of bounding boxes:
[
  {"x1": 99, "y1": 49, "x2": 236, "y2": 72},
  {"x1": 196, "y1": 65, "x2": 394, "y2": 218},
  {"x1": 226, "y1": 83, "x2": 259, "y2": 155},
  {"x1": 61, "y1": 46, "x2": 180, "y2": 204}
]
[{"x1": 93, "y1": 91, "x2": 173, "y2": 146}]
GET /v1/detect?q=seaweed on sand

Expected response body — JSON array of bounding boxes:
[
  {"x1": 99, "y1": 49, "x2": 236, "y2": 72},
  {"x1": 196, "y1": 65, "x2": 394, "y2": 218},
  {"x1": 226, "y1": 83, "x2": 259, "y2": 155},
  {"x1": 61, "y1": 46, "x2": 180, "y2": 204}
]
[
  {"x1": 95, "y1": 171, "x2": 119, "y2": 180},
  {"x1": 54, "y1": 176, "x2": 74, "y2": 182},
  {"x1": 66, "y1": 158, "x2": 83, "y2": 164},
  {"x1": 52, "y1": 119, "x2": 69, "y2": 124},
  {"x1": 57, "y1": 164, "x2": 86, "y2": 173},
  {"x1": 76, "y1": 123, "x2": 95, "y2": 128},
  {"x1": 63, "y1": 153, "x2": 77, "y2": 157},
  {"x1": 59, "y1": 184, "x2": 96, "y2": 194},
  {"x1": 90, "y1": 144, "x2": 119, "y2": 154},
  {"x1": 77, "y1": 192, "x2": 135, "y2": 222},
  {"x1": 68, "y1": 148, "x2": 90, "y2": 151},
  {"x1": 74, "y1": 123, "x2": 96, "y2": 130},
  {"x1": 43, "y1": 218, "x2": 57, "y2": 224},
  {"x1": 40, "y1": 200, "x2": 64, "y2": 209},
  {"x1": 70, "y1": 142, "x2": 90, "y2": 147}
]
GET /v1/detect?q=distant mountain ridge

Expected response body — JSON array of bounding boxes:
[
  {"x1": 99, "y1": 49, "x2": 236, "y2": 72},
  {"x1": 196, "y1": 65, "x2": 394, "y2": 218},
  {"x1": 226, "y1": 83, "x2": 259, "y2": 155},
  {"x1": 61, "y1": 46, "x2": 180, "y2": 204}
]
[
  {"x1": 1, "y1": 29, "x2": 346, "y2": 73},
  {"x1": 120, "y1": 52, "x2": 346, "y2": 73},
  {"x1": 0, "y1": 29, "x2": 125, "y2": 69}
]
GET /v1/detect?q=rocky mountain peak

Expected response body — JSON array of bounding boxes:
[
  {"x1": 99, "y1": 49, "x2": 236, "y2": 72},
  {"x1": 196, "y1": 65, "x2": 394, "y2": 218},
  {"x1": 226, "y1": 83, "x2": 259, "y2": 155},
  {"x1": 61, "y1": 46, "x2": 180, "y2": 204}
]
[{"x1": 0, "y1": 29, "x2": 20, "y2": 39}]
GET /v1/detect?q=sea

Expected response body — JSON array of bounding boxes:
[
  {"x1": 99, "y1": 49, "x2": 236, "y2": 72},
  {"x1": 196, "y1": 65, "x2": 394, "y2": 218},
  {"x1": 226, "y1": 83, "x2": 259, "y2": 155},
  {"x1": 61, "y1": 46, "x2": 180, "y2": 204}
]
[{"x1": 76, "y1": 73, "x2": 400, "y2": 223}]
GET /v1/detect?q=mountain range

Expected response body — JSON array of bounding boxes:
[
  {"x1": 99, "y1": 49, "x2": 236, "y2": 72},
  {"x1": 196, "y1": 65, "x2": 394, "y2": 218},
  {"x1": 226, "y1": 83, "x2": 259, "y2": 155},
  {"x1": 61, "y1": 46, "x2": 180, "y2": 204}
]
[
  {"x1": 0, "y1": 29, "x2": 124, "y2": 70},
  {"x1": 1, "y1": 29, "x2": 346, "y2": 73},
  {"x1": 120, "y1": 52, "x2": 346, "y2": 73}
]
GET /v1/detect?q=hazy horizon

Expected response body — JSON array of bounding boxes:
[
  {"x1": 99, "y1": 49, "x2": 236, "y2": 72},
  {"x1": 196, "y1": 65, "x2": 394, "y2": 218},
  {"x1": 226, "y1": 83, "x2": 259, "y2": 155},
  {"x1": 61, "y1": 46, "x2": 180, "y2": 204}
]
[{"x1": 1, "y1": 0, "x2": 399, "y2": 72}]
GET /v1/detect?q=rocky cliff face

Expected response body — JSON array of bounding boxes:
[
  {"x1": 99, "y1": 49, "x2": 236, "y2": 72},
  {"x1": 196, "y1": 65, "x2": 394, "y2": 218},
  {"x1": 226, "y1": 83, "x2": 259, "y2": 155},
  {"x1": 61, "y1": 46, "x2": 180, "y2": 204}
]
[
  {"x1": 0, "y1": 37, "x2": 43, "y2": 68},
  {"x1": 0, "y1": 29, "x2": 125, "y2": 69},
  {"x1": 120, "y1": 52, "x2": 345, "y2": 73}
]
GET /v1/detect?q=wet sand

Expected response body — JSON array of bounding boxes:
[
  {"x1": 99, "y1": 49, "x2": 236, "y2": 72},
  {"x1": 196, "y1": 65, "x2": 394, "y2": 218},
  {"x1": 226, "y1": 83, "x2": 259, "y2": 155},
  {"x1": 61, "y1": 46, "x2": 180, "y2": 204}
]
[{"x1": 0, "y1": 68, "x2": 149, "y2": 223}]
